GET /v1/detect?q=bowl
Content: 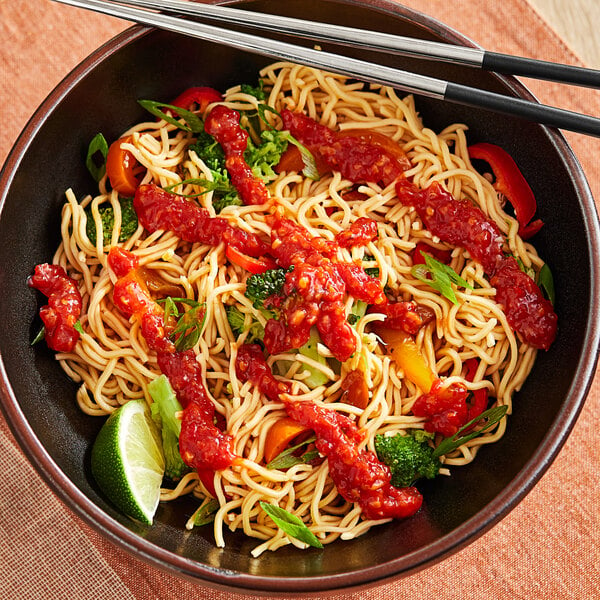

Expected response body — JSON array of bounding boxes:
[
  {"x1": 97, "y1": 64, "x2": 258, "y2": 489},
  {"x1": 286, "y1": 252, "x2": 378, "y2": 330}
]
[{"x1": 0, "y1": 0, "x2": 599, "y2": 594}]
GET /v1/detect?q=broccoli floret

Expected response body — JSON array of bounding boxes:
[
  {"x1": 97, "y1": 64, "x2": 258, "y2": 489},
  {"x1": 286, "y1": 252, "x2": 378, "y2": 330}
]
[
  {"x1": 245, "y1": 267, "x2": 290, "y2": 309},
  {"x1": 189, "y1": 131, "x2": 226, "y2": 171},
  {"x1": 240, "y1": 80, "x2": 266, "y2": 101},
  {"x1": 246, "y1": 129, "x2": 289, "y2": 182},
  {"x1": 149, "y1": 375, "x2": 189, "y2": 480},
  {"x1": 85, "y1": 197, "x2": 138, "y2": 245},
  {"x1": 225, "y1": 305, "x2": 264, "y2": 343},
  {"x1": 375, "y1": 430, "x2": 441, "y2": 488}
]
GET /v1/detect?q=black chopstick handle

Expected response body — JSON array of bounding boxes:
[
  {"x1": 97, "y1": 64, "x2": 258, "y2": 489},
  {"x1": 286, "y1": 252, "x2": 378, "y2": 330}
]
[
  {"x1": 482, "y1": 51, "x2": 600, "y2": 88},
  {"x1": 445, "y1": 81, "x2": 600, "y2": 136}
]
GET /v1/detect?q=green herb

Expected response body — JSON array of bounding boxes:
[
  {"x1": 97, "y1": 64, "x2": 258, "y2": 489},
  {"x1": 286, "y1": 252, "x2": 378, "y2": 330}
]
[
  {"x1": 364, "y1": 266, "x2": 380, "y2": 278},
  {"x1": 193, "y1": 498, "x2": 220, "y2": 527},
  {"x1": 31, "y1": 325, "x2": 45, "y2": 346},
  {"x1": 375, "y1": 429, "x2": 440, "y2": 487},
  {"x1": 159, "y1": 297, "x2": 206, "y2": 352},
  {"x1": 138, "y1": 99, "x2": 204, "y2": 133},
  {"x1": 149, "y1": 375, "x2": 188, "y2": 480},
  {"x1": 537, "y1": 263, "x2": 555, "y2": 305},
  {"x1": 266, "y1": 436, "x2": 318, "y2": 470},
  {"x1": 74, "y1": 321, "x2": 85, "y2": 335},
  {"x1": 86, "y1": 133, "x2": 109, "y2": 182},
  {"x1": 85, "y1": 197, "x2": 138, "y2": 246},
  {"x1": 411, "y1": 252, "x2": 473, "y2": 305},
  {"x1": 432, "y1": 404, "x2": 509, "y2": 458},
  {"x1": 259, "y1": 501, "x2": 323, "y2": 549}
]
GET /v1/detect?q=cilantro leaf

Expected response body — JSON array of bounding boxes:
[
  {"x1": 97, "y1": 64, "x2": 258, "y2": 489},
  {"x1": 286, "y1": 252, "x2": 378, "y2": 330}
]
[
  {"x1": 411, "y1": 251, "x2": 473, "y2": 304},
  {"x1": 259, "y1": 501, "x2": 323, "y2": 549}
]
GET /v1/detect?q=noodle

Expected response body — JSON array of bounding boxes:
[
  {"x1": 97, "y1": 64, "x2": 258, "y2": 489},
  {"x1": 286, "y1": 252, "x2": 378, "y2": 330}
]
[{"x1": 45, "y1": 62, "x2": 549, "y2": 555}]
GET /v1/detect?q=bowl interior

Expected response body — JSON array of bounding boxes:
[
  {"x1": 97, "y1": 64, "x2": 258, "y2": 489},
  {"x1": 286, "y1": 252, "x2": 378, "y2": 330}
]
[{"x1": 0, "y1": 0, "x2": 597, "y2": 593}]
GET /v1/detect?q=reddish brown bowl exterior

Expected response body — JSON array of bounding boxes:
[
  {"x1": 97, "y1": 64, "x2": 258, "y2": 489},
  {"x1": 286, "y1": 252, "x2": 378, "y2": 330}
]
[{"x1": 0, "y1": 0, "x2": 598, "y2": 594}]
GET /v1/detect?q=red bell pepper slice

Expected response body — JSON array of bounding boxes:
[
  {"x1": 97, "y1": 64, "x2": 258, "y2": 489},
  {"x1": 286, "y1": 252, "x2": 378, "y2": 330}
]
[
  {"x1": 463, "y1": 358, "x2": 488, "y2": 421},
  {"x1": 168, "y1": 86, "x2": 222, "y2": 114},
  {"x1": 468, "y1": 143, "x2": 543, "y2": 239},
  {"x1": 226, "y1": 245, "x2": 277, "y2": 274}
]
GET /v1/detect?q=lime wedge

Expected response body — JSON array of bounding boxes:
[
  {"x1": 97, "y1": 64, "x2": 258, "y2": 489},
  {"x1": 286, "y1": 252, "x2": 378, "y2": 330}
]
[{"x1": 91, "y1": 400, "x2": 165, "y2": 525}]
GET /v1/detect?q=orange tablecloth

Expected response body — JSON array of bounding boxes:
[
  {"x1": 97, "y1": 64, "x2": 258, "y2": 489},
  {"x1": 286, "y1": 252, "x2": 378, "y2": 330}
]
[{"x1": 1, "y1": 1, "x2": 599, "y2": 598}]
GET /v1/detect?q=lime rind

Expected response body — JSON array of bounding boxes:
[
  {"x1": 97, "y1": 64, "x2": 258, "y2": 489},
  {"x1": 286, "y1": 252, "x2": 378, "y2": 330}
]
[{"x1": 91, "y1": 400, "x2": 165, "y2": 525}]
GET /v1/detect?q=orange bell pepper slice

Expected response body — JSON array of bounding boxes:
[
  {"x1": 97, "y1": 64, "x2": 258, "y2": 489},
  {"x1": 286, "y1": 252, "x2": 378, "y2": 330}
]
[
  {"x1": 106, "y1": 135, "x2": 143, "y2": 196},
  {"x1": 378, "y1": 328, "x2": 436, "y2": 393},
  {"x1": 263, "y1": 417, "x2": 312, "y2": 464}
]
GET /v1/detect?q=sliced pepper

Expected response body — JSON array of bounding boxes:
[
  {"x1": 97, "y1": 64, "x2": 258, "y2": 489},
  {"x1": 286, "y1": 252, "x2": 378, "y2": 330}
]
[
  {"x1": 377, "y1": 328, "x2": 436, "y2": 393},
  {"x1": 106, "y1": 136, "x2": 144, "y2": 196},
  {"x1": 468, "y1": 142, "x2": 543, "y2": 239},
  {"x1": 463, "y1": 358, "x2": 489, "y2": 421},
  {"x1": 225, "y1": 245, "x2": 277, "y2": 274},
  {"x1": 340, "y1": 369, "x2": 370, "y2": 409},
  {"x1": 263, "y1": 417, "x2": 312, "y2": 464},
  {"x1": 169, "y1": 86, "x2": 222, "y2": 113}
]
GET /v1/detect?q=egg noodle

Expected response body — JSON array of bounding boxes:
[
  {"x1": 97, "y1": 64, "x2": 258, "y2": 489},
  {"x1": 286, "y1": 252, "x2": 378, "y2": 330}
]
[{"x1": 51, "y1": 62, "x2": 541, "y2": 555}]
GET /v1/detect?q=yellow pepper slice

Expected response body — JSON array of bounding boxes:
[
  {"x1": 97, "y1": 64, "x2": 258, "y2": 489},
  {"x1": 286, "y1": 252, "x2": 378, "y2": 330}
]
[{"x1": 378, "y1": 328, "x2": 436, "y2": 393}]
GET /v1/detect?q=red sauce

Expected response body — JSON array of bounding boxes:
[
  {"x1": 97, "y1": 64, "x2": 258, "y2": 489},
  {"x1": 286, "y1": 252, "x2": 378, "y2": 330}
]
[
  {"x1": 265, "y1": 214, "x2": 385, "y2": 362},
  {"x1": 491, "y1": 257, "x2": 557, "y2": 350},
  {"x1": 411, "y1": 379, "x2": 470, "y2": 437},
  {"x1": 28, "y1": 263, "x2": 82, "y2": 352},
  {"x1": 335, "y1": 216, "x2": 378, "y2": 248},
  {"x1": 281, "y1": 110, "x2": 410, "y2": 186},
  {"x1": 235, "y1": 343, "x2": 423, "y2": 520},
  {"x1": 204, "y1": 104, "x2": 270, "y2": 206},
  {"x1": 158, "y1": 350, "x2": 236, "y2": 471},
  {"x1": 107, "y1": 247, "x2": 237, "y2": 472},
  {"x1": 397, "y1": 179, "x2": 503, "y2": 273},
  {"x1": 134, "y1": 184, "x2": 269, "y2": 258},
  {"x1": 374, "y1": 300, "x2": 431, "y2": 335},
  {"x1": 396, "y1": 179, "x2": 557, "y2": 350}
]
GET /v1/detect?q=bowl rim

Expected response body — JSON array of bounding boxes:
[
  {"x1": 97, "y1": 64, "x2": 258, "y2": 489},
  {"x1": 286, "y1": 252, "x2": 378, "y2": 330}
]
[{"x1": 1, "y1": 0, "x2": 599, "y2": 593}]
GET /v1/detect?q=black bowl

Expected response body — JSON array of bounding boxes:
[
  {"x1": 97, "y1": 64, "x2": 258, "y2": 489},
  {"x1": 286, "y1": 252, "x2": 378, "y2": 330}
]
[{"x1": 0, "y1": 0, "x2": 598, "y2": 594}]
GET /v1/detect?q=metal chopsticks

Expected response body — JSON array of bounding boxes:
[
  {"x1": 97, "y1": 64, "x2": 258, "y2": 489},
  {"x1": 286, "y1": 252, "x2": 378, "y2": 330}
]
[
  {"x1": 112, "y1": 0, "x2": 600, "y2": 89},
  {"x1": 52, "y1": 0, "x2": 600, "y2": 137}
]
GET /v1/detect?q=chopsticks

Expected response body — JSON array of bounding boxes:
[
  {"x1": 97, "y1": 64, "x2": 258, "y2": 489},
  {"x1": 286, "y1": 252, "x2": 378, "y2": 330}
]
[
  {"x1": 110, "y1": 0, "x2": 600, "y2": 89},
  {"x1": 52, "y1": 0, "x2": 600, "y2": 137}
]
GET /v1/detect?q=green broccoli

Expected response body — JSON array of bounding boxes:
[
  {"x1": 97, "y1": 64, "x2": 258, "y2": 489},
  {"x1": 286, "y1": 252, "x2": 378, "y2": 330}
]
[
  {"x1": 85, "y1": 197, "x2": 138, "y2": 245},
  {"x1": 375, "y1": 430, "x2": 441, "y2": 488},
  {"x1": 189, "y1": 131, "x2": 226, "y2": 172},
  {"x1": 149, "y1": 375, "x2": 189, "y2": 480},
  {"x1": 244, "y1": 267, "x2": 290, "y2": 309},
  {"x1": 225, "y1": 305, "x2": 265, "y2": 343},
  {"x1": 240, "y1": 80, "x2": 266, "y2": 101},
  {"x1": 246, "y1": 129, "x2": 289, "y2": 182}
]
